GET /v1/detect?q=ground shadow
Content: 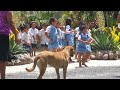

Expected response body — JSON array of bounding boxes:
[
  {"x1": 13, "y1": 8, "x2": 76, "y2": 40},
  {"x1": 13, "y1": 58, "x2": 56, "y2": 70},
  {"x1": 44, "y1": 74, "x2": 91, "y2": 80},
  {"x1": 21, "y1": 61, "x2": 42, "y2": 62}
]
[{"x1": 113, "y1": 76, "x2": 120, "y2": 78}]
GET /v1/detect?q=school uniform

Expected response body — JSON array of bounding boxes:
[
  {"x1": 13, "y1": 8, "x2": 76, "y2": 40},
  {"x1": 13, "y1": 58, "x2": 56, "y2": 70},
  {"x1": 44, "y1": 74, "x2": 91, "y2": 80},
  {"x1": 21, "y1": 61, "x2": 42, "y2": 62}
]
[
  {"x1": 76, "y1": 27, "x2": 92, "y2": 52},
  {"x1": 75, "y1": 27, "x2": 80, "y2": 52},
  {"x1": 65, "y1": 25, "x2": 74, "y2": 46},
  {"x1": 39, "y1": 29, "x2": 49, "y2": 48},
  {"x1": 57, "y1": 28, "x2": 63, "y2": 48},
  {"x1": 28, "y1": 28, "x2": 39, "y2": 48},
  {"x1": 21, "y1": 32, "x2": 32, "y2": 53},
  {"x1": 77, "y1": 33, "x2": 92, "y2": 53},
  {"x1": 61, "y1": 31, "x2": 67, "y2": 48},
  {"x1": 46, "y1": 25, "x2": 59, "y2": 51}
]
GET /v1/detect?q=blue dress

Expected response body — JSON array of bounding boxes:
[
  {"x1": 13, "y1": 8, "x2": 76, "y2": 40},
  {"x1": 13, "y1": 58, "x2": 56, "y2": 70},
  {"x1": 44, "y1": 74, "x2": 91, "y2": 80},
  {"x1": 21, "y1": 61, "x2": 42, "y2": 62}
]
[
  {"x1": 75, "y1": 27, "x2": 80, "y2": 52},
  {"x1": 48, "y1": 25, "x2": 59, "y2": 51},
  {"x1": 65, "y1": 25, "x2": 74, "y2": 46},
  {"x1": 77, "y1": 33, "x2": 92, "y2": 53},
  {"x1": 57, "y1": 29, "x2": 63, "y2": 48},
  {"x1": 61, "y1": 31, "x2": 67, "y2": 48}
]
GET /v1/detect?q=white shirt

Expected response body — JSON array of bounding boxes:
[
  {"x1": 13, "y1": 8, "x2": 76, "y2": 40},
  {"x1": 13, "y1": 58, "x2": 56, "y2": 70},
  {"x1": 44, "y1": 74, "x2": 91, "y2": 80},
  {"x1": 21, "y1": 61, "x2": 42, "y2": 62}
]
[
  {"x1": 21, "y1": 32, "x2": 31, "y2": 44},
  {"x1": 39, "y1": 29, "x2": 49, "y2": 44},
  {"x1": 28, "y1": 28, "x2": 39, "y2": 43},
  {"x1": 46, "y1": 25, "x2": 57, "y2": 34},
  {"x1": 75, "y1": 27, "x2": 80, "y2": 38},
  {"x1": 65, "y1": 25, "x2": 74, "y2": 35},
  {"x1": 61, "y1": 30, "x2": 66, "y2": 39},
  {"x1": 65, "y1": 25, "x2": 71, "y2": 34},
  {"x1": 17, "y1": 32, "x2": 22, "y2": 40},
  {"x1": 45, "y1": 26, "x2": 51, "y2": 34}
]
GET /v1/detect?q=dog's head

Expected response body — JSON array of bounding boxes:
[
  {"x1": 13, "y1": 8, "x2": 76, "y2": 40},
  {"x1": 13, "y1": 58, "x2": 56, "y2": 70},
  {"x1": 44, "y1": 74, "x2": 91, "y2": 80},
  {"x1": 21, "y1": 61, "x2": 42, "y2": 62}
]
[{"x1": 64, "y1": 46, "x2": 75, "y2": 57}]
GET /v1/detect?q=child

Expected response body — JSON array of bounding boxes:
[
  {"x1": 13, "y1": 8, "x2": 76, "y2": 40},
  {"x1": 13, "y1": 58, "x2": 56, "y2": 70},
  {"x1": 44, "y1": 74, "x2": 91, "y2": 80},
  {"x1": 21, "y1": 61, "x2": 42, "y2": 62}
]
[
  {"x1": 45, "y1": 17, "x2": 59, "y2": 52},
  {"x1": 56, "y1": 21, "x2": 63, "y2": 51},
  {"x1": 38, "y1": 23, "x2": 49, "y2": 51},
  {"x1": 17, "y1": 24, "x2": 24, "y2": 43},
  {"x1": 28, "y1": 21, "x2": 39, "y2": 56},
  {"x1": 76, "y1": 25, "x2": 94, "y2": 68},
  {"x1": 21, "y1": 24, "x2": 32, "y2": 57},
  {"x1": 65, "y1": 18, "x2": 76, "y2": 62},
  {"x1": 75, "y1": 22, "x2": 86, "y2": 60},
  {"x1": 61, "y1": 30, "x2": 67, "y2": 48}
]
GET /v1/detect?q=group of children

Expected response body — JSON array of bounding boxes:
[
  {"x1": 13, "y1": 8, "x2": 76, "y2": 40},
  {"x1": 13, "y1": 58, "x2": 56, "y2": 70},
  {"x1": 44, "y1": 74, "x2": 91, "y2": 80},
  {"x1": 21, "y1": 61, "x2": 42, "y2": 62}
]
[
  {"x1": 16, "y1": 17, "x2": 96, "y2": 67},
  {"x1": 17, "y1": 21, "x2": 39, "y2": 57}
]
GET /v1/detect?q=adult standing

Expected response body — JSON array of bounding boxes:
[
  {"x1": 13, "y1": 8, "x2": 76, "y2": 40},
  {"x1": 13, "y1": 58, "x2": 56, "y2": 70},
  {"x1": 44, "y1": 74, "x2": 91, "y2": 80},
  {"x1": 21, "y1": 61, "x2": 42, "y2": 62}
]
[
  {"x1": 29, "y1": 21, "x2": 39, "y2": 56},
  {"x1": 0, "y1": 11, "x2": 18, "y2": 79}
]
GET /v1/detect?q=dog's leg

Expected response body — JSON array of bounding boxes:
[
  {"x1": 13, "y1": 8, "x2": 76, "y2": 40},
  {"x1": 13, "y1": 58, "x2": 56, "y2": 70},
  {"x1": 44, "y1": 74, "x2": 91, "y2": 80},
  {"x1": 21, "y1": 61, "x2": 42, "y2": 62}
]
[
  {"x1": 37, "y1": 67, "x2": 47, "y2": 79},
  {"x1": 37, "y1": 62, "x2": 47, "y2": 79},
  {"x1": 63, "y1": 67, "x2": 67, "y2": 79},
  {"x1": 55, "y1": 68, "x2": 60, "y2": 79}
]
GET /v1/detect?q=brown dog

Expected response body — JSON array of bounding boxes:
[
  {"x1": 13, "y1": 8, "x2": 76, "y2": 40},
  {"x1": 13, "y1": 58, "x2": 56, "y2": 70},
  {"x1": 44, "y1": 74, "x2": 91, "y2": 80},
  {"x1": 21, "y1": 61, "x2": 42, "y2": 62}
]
[{"x1": 25, "y1": 46, "x2": 75, "y2": 79}]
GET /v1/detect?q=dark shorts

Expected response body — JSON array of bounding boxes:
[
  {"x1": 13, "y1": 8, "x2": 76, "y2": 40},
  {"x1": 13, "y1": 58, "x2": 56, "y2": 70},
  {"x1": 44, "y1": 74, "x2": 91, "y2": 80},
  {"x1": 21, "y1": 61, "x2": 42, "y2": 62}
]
[
  {"x1": 23, "y1": 44, "x2": 32, "y2": 53},
  {"x1": 41, "y1": 44, "x2": 48, "y2": 48},
  {"x1": 31, "y1": 43, "x2": 37, "y2": 48},
  {"x1": 0, "y1": 34, "x2": 10, "y2": 61}
]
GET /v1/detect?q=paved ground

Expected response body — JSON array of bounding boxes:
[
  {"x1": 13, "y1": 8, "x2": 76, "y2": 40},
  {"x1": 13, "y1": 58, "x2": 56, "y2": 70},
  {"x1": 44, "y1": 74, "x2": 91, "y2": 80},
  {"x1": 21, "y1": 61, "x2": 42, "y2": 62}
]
[{"x1": 5, "y1": 58, "x2": 120, "y2": 79}]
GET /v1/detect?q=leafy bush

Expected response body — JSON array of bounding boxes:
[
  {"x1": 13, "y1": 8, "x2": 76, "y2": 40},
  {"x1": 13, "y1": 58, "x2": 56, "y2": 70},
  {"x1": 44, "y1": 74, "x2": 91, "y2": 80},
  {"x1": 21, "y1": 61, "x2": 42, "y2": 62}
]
[
  {"x1": 9, "y1": 33, "x2": 27, "y2": 55},
  {"x1": 91, "y1": 28, "x2": 120, "y2": 51}
]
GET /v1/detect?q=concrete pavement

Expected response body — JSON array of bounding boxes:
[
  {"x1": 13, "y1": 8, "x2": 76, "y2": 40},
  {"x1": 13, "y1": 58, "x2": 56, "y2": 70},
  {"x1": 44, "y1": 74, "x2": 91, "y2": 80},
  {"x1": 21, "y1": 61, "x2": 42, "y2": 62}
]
[{"x1": 5, "y1": 59, "x2": 120, "y2": 79}]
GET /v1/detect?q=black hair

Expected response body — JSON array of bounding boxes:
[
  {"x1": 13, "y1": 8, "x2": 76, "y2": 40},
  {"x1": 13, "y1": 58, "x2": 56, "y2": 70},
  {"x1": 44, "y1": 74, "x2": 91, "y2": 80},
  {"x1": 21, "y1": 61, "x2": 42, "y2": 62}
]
[
  {"x1": 49, "y1": 17, "x2": 56, "y2": 25},
  {"x1": 65, "y1": 18, "x2": 72, "y2": 27},
  {"x1": 17, "y1": 24, "x2": 24, "y2": 32},
  {"x1": 30, "y1": 21, "x2": 36, "y2": 28},
  {"x1": 81, "y1": 25, "x2": 88, "y2": 32},
  {"x1": 37, "y1": 25, "x2": 42, "y2": 30},
  {"x1": 20, "y1": 24, "x2": 29, "y2": 31},
  {"x1": 79, "y1": 21, "x2": 86, "y2": 30}
]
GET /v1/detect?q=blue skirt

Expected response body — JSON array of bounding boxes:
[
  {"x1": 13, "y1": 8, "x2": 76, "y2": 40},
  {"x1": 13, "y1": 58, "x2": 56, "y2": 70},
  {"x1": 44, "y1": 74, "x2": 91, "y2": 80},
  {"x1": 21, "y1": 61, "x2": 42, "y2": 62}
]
[
  {"x1": 48, "y1": 40, "x2": 59, "y2": 49},
  {"x1": 77, "y1": 44, "x2": 92, "y2": 53},
  {"x1": 66, "y1": 34, "x2": 74, "y2": 46}
]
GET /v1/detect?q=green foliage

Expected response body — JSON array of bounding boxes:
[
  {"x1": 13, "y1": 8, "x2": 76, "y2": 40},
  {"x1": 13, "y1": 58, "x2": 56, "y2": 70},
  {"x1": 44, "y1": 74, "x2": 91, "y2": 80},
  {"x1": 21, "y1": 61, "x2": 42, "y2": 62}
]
[
  {"x1": 91, "y1": 29, "x2": 120, "y2": 52},
  {"x1": 104, "y1": 11, "x2": 118, "y2": 27},
  {"x1": 9, "y1": 38, "x2": 27, "y2": 55}
]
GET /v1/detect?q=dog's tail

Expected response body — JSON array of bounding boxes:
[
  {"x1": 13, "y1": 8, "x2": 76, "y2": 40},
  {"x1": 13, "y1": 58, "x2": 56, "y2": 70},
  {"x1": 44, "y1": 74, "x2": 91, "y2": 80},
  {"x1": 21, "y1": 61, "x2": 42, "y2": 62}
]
[{"x1": 25, "y1": 56, "x2": 39, "y2": 72}]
